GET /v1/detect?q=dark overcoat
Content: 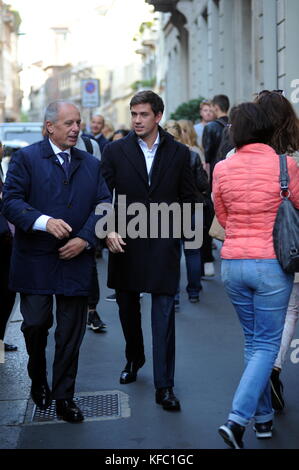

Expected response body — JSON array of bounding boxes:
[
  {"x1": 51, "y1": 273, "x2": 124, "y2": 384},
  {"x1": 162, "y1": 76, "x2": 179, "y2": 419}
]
[
  {"x1": 101, "y1": 128, "x2": 197, "y2": 295},
  {"x1": 2, "y1": 139, "x2": 111, "y2": 296}
]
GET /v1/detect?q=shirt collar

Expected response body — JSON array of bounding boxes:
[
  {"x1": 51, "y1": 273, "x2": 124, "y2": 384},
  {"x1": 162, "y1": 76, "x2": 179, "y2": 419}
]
[
  {"x1": 138, "y1": 133, "x2": 160, "y2": 150},
  {"x1": 49, "y1": 139, "x2": 71, "y2": 156}
]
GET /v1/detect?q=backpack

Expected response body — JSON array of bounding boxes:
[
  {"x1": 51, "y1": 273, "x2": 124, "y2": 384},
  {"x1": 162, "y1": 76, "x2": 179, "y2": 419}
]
[{"x1": 81, "y1": 135, "x2": 94, "y2": 155}]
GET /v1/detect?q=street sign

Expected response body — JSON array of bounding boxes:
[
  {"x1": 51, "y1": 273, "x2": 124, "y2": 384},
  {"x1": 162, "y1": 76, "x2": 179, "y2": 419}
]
[{"x1": 81, "y1": 79, "x2": 100, "y2": 108}]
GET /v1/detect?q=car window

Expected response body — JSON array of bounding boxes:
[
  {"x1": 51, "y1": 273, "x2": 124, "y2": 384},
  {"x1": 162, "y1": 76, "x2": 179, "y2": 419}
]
[{"x1": 4, "y1": 130, "x2": 42, "y2": 144}]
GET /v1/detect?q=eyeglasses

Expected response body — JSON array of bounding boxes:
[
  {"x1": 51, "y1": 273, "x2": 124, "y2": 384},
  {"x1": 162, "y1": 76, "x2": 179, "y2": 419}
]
[{"x1": 256, "y1": 89, "x2": 285, "y2": 98}]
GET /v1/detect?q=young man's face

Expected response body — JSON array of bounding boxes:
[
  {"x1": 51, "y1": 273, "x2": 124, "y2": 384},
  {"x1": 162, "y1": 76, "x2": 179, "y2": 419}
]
[
  {"x1": 131, "y1": 103, "x2": 162, "y2": 140},
  {"x1": 200, "y1": 104, "x2": 214, "y2": 123}
]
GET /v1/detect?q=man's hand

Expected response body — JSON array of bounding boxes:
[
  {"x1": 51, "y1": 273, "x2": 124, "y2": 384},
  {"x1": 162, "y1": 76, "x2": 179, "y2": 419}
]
[
  {"x1": 46, "y1": 218, "x2": 72, "y2": 239},
  {"x1": 106, "y1": 232, "x2": 126, "y2": 253},
  {"x1": 58, "y1": 237, "x2": 87, "y2": 260}
]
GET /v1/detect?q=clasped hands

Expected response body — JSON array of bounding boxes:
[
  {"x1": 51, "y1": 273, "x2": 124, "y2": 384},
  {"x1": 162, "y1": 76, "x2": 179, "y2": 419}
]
[{"x1": 46, "y1": 218, "x2": 87, "y2": 260}]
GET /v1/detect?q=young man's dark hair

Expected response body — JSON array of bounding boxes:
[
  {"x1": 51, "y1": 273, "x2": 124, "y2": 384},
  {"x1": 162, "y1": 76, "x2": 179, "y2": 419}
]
[
  {"x1": 211, "y1": 94, "x2": 230, "y2": 113},
  {"x1": 231, "y1": 102, "x2": 274, "y2": 149},
  {"x1": 130, "y1": 90, "x2": 164, "y2": 116}
]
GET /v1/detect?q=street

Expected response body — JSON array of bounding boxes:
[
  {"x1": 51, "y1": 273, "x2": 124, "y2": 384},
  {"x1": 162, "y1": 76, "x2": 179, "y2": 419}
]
[{"x1": 1, "y1": 244, "x2": 299, "y2": 451}]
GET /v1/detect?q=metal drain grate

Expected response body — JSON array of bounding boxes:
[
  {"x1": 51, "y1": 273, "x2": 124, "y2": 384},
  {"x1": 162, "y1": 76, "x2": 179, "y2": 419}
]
[{"x1": 24, "y1": 390, "x2": 130, "y2": 425}]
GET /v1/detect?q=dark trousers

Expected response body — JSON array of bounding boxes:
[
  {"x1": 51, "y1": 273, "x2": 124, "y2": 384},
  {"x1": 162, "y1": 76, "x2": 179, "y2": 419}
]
[
  {"x1": 0, "y1": 234, "x2": 16, "y2": 340},
  {"x1": 20, "y1": 294, "x2": 88, "y2": 400},
  {"x1": 88, "y1": 258, "x2": 100, "y2": 310},
  {"x1": 116, "y1": 291, "x2": 175, "y2": 389}
]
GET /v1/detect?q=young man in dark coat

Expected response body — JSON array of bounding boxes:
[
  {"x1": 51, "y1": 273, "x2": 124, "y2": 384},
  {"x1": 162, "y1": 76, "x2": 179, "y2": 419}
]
[
  {"x1": 2, "y1": 101, "x2": 111, "y2": 423},
  {"x1": 101, "y1": 91, "x2": 197, "y2": 411}
]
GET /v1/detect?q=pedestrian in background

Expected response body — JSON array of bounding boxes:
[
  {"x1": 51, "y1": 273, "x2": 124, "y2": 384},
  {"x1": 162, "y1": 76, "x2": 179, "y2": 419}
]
[
  {"x1": 101, "y1": 91, "x2": 197, "y2": 411},
  {"x1": 214, "y1": 101, "x2": 299, "y2": 449},
  {"x1": 3, "y1": 101, "x2": 111, "y2": 423},
  {"x1": 73, "y1": 129, "x2": 106, "y2": 332},
  {"x1": 178, "y1": 119, "x2": 205, "y2": 165},
  {"x1": 111, "y1": 129, "x2": 130, "y2": 141},
  {"x1": 102, "y1": 119, "x2": 115, "y2": 141},
  {"x1": 84, "y1": 114, "x2": 108, "y2": 153},
  {"x1": 163, "y1": 120, "x2": 209, "y2": 308},
  {"x1": 194, "y1": 100, "x2": 215, "y2": 152},
  {"x1": 0, "y1": 140, "x2": 17, "y2": 353},
  {"x1": 201, "y1": 95, "x2": 230, "y2": 278},
  {"x1": 256, "y1": 89, "x2": 299, "y2": 412},
  {"x1": 202, "y1": 94, "x2": 230, "y2": 185}
]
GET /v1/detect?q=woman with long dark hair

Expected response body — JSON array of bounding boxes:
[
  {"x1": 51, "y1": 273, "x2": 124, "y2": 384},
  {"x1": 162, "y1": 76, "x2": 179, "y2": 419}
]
[{"x1": 256, "y1": 90, "x2": 299, "y2": 412}]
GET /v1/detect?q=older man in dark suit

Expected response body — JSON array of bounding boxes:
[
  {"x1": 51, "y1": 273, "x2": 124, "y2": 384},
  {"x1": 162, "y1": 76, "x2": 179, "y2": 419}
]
[
  {"x1": 101, "y1": 90, "x2": 197, "y2": 411},
  {"x1": 3, "y1": 101, "x2": 111, "y2": 423}
]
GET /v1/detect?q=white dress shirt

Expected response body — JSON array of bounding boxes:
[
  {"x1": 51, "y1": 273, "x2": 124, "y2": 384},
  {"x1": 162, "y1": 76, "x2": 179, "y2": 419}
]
[
  {"x1": 32, "y1": 140, "x2": 71, "y2": 231},
  {"x1": 137, "y1": 133, "x2": 160, "y2": 184}
]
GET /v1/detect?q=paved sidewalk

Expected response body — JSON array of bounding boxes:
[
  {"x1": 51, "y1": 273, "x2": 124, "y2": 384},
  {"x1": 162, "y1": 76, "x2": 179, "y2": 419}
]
[{"x1": 1, "y1": 247, "x2": 299, "y2": 450}]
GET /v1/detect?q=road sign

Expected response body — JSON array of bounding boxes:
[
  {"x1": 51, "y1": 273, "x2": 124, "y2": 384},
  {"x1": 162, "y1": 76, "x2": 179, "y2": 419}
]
[{"x1": 81, "y1": 79, "x2": 100, "y2": 108}]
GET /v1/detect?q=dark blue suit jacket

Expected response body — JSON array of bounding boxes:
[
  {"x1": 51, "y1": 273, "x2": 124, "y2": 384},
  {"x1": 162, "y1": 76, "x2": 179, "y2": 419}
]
[{"x1": 2, "y1": 139, "x2": 111, "y2": 296}]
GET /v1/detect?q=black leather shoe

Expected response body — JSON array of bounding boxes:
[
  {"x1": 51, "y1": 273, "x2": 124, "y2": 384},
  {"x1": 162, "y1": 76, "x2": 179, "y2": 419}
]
[
  {"x1": 4, "y1": 343, "x2": 18, "y2": 352},
  {"x1": 218, "y1": 420, "x2": 245, "y2": 449},
  {"x1": 119, "y1": 357, "x2": 145, "y2": 384},
  {"x1": 31, "y1": 382, "x2": 51, "y2": 410},
  {"x1": 155, "y1": 387, "x2": 181, "y2": 411},
  {"x1": 56, "y1": 399, "x2": 84, "y2": 423}
]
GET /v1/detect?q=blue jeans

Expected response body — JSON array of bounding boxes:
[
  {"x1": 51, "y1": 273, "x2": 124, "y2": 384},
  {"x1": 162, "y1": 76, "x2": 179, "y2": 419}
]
[{"x1": 221, "y1": 259, "x2": 294, "y2": 426}]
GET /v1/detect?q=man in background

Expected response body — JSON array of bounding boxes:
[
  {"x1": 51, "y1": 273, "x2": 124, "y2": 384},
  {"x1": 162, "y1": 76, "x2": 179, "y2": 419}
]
[
  {"x1": 85, "y1": 114, "x2": 108, "y2": 153},
  {"x1": 202, "y1": 94, "x2": 230, "y2": 185}
]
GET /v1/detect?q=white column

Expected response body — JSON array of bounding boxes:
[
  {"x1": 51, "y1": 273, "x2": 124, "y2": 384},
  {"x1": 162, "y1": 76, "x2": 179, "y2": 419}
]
[{"x1": 262, "y1": 0, "x2": 278, "y2": 90}]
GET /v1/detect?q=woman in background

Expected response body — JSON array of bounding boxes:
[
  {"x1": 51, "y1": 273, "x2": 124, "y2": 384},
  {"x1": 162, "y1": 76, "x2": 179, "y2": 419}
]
[{"x1": 164, "y1": 120, "x2": 209, "y2": 308}]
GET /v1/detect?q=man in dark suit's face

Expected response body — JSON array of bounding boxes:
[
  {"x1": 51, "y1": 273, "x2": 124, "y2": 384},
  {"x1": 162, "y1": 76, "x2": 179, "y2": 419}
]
[
  {"x1": 46, "y1": 103, "x2": 81, "y2": 151},
  {"x1": 131, "y1": 103, "x2": 162, "y2": 145}
]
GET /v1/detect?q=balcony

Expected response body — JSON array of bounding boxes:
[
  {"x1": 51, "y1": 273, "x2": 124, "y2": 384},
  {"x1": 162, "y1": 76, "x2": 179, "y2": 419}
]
[{"x1": 145, "y1": 0, "x2": 178, "y2": 12}]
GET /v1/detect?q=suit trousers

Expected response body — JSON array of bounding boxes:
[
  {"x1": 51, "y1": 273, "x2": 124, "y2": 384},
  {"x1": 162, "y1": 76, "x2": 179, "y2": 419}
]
[
  {"x1": 88, "y1": 257, "x2": 100, "y2": 310},
  {"x1": 20, "y1": 294, "x2": 88, "y2": 400},
  {"x1": 116, "y1": 291, "x2": 176, "y2": 389},
  {"x1": 0, "y1": 234, "x2": 16, "y2": 340}
]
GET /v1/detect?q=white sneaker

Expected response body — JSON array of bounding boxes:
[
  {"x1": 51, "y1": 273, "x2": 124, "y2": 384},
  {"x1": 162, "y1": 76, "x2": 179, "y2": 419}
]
[{"x1": 204, "y1": 262, "x2": 215, "y2": 277}]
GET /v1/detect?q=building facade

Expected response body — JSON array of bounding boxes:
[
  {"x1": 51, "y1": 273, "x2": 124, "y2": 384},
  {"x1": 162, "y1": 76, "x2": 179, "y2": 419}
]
[
  {"x1": 146, "y1": 0, "x2": 299, "y2": 117},
  {"x1": 0, "y1": 2, "x2": 22, "y2": 122}
]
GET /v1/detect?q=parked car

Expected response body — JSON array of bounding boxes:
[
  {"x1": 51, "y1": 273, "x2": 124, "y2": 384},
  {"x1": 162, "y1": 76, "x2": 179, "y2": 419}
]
[{"x1": 0, "y1": 122, "x2": 43, "y2": 146}]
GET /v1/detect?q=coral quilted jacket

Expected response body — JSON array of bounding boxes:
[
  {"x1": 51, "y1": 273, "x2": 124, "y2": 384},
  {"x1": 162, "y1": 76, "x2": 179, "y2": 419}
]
[{"x1": 213, "y1": 143, "x2": 299, "y2": 259}]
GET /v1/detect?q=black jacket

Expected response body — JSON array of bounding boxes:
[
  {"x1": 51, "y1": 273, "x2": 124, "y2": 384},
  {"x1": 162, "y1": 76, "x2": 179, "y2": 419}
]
[
  {"x1": 202, "y1": 117, "x2": 228, "y2": 167},
  {"x1": 101, "y1": 128, "x2": 198, "y2": 295},
  {"x1": 189, "y1": 150, "x2": 209, "y2": 201}
]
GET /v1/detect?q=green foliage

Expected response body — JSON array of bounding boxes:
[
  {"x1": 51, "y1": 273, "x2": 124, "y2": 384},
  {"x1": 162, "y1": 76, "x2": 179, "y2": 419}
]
[
  {"x1": 170, "y1": 97, "x2": 206, "y2": 122},
  {"x1": 20, "y1": 111, "x2": 29, "y2": 122},
  {"x1": 139, "y1": 21, "x2": 154, "y2": 34},
  {"x1": 131, "y1": 78, "x2": 156, "y2": 92}
]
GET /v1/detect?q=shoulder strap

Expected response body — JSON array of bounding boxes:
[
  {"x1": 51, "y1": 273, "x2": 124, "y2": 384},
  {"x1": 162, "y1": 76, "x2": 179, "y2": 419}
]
[
  {"x1": 81, "y1": 135, "x2": 94, "y2": 155},
  {"x1": 215, "y1": 118, "x2": 226, "y2": 128},
  {"x1": 279, "y1": 154, "x2": 289, "y2": 191}
]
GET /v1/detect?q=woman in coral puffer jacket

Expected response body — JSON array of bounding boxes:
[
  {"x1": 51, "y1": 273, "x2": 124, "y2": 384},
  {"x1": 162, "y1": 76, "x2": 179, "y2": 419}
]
[{"x1": 214, "y1": 100, "x2": 299, "y2": 449}]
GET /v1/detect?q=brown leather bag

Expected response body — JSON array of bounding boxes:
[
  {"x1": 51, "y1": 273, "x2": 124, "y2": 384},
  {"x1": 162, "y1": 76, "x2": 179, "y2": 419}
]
[{"x1": 209, "y1": 215, "x2": 225, "y2": 241}]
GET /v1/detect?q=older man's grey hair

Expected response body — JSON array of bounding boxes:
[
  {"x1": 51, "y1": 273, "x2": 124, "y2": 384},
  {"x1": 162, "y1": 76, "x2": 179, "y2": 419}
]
[{"x1": 44, "y1": 100, "x2": 78, "y2": 123}]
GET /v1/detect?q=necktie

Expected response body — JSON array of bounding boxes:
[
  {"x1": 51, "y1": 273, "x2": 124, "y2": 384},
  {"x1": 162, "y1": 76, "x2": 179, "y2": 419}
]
[{"x1": 58, "y1": 152, "x2": 70, "y2": 178}]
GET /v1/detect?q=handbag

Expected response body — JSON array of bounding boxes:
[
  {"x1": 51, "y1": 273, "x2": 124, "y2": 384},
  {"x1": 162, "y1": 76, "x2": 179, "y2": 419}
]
[
  {"x1": 209, "y1": 215, "x2": 225, "y2": 241},
  {"x1": 273, "y1": 154, "x2": 299, "y2": 273}
]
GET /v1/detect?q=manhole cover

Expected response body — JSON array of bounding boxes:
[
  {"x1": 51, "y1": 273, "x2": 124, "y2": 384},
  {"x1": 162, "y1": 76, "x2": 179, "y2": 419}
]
[{"x1": 24, "y1": 390, "x2": 130, "y2": 425}]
